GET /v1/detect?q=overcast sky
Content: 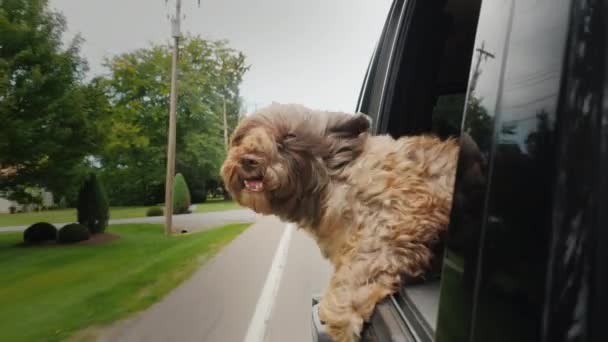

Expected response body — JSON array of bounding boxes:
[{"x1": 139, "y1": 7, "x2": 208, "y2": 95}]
[{"x1": 49, "y1": 0, "x2": 392, "y2": 113}]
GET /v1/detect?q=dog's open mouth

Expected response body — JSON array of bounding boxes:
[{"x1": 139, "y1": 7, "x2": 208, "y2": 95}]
[{"x1": 243, "y1": 177, "x2": 264, "y2": 192}]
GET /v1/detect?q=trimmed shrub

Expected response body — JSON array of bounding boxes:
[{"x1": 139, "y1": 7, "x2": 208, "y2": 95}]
[
  {"x1": 146, "y1": 206, "x2": 164, "y2": 217},
  {"x1": 23, "y1": 222, "x2": 57, "y2": 243},
  {"x1": 77, "y1": 173, "x2": 109, "y2": 234},
  {"x1": 172, "y1": 173, "x2": 191, "y2": 214},
  {"x1": 57, "y1": 223, "x2": 90, "y2": 243}
]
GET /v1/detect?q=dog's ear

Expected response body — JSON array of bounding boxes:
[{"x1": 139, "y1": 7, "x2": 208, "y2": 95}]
[
  {"x1": 326, "y1": 112, "x2": 371, "y2": 138},
  {"x1": 324, "y1": 112, "x2": 371, "y2": 171}
]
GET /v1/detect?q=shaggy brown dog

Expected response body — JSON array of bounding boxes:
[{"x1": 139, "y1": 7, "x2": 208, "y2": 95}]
[{"x1": 221, "y1": 103, "x2": 459, "y2": 342}]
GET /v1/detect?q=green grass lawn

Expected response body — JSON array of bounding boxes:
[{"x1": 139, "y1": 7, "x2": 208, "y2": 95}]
[
  {"x1": 193, "y1": 198, "x2": 240, "y2": 213},
  {"x1": 0, "y1": 223, "x2": 249, "y2": 342},
  {"x1": 0, "y1": 199, "x2": 242, "y2": 227}
]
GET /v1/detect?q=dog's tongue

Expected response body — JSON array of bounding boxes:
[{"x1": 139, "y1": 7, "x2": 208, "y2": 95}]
[{"x1": 244, "y1": 179, "x2": 264, "y2": 192}]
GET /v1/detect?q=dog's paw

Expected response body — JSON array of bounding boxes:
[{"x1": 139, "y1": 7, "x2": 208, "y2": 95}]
[
  {"x1": 320, "y1": 308, "x2": 364, "y2": 342},
  {"x1": 326, "y1": 325, "x2": 361, "y2": 342}
]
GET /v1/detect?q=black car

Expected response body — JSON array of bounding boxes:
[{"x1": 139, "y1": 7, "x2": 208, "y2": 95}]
[{"x1": 313, "y1": 0, "x2": 607, "y2": 341}]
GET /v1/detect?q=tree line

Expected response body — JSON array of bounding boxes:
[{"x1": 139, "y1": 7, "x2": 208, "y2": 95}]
[{"x1": 0, "y1": 0, "x2": 248, "y2": 207}]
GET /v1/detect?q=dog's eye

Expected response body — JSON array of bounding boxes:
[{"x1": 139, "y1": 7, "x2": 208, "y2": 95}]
[
  {"x1": 232, "y1": 135, "x2": 243, "y2": 146},
  {"x1": 278, "y1": 133, "x2": 295, "y2": 150}
]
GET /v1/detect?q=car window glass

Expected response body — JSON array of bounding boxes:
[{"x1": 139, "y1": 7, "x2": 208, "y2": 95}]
[
  {"x1": 472, "y1": 1, "x2": 571, "y2": 341},
  {"x1": 435, "y1": 0, "x2": 514, "y2": 341},
  {"x1": 437, "y1": 0, "x2": 572, "y2": 341},
  {"x1": 432, "y1": 94, "x2": 467, "y2": 140}
]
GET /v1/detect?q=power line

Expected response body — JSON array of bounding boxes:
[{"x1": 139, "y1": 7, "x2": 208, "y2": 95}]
[
  {"x1": 503, "y1": 92, "x2": 558, "y2": 110},
  {"x1": 504, "y1": 69, "x2": 557, "y2": 85},
  {"x1": 504, "y1": 74, "x2": 560, "y2": 92}
]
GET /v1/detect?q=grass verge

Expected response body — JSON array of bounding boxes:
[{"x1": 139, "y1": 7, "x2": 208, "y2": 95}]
[
  {"x1": 193, "y1": 198, "x2": 240, "y2": 213},
  {"x1": 0, "y1": 223, "x2": 249, "y2": 341}
]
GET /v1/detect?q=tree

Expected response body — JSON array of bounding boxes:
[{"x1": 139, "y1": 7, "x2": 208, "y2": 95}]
[
  {"x1": 0, "y1": 0, "x2": 103, "y2": 202},
  {"x1": 77, "y1": 173, "x2": 109, "y2": 234},
  {"x1": 98, "y1": 36, "x2": 248, "y2": 205},
  {"x1": 172, "y1": 173, "x2": 191, "y2": 214},
  {"x1": 463, "y1": 95, "x2": 493, "y2": 153}
]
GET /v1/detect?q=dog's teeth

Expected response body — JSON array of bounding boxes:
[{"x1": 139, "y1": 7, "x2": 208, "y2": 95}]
[{"x1": 244, "y1": 179, "x2": 263, "y2": 191}]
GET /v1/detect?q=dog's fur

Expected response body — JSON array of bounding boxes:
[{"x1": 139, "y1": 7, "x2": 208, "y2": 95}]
[{"x1": 221, "y1": 103, "x2": 459, "y2": 342}]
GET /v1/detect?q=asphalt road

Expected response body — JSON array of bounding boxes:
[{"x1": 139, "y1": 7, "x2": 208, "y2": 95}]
[
  {"x1": 265, "y1": 224, "x2": 332, "y2": 342},
  {"x1": 97, "y1": 214, "x2": 331, "y2": 342}
]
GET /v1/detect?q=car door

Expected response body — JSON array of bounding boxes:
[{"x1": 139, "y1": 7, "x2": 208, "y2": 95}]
[{"x1": 357, "y1": 0, "x2": 608, "y2": 341}]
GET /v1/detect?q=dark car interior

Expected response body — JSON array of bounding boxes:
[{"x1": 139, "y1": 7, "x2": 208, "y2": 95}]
[{"x1": 380, "y1": 0, "x2": 481, "y2": 140}]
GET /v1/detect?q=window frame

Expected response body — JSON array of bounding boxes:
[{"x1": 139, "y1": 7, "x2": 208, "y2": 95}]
[{"x1": 356, "y1": 0, "x2": 410, "y2": 133}]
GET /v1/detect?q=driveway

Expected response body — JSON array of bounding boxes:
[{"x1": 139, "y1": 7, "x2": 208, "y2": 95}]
[{"x1": 0, "y1": 209, "x2": 256, "y2": 233}]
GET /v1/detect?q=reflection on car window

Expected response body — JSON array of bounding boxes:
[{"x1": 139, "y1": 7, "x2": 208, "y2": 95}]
[
  {"x1": 436, "y1": 1, "x2": 514, "y2": 341},
  {"x1": 542, "y1": 1, "x2": 607, "y2": 340},
  {"x1": 432, "y1": 94, "x2": 466, "y2": 140},
  {"x1": 474, "y1": 1, "x2": 571, "y2": 342},
  {"x1": 437, "y1": 0, "x2": 572, "y2": 342}
]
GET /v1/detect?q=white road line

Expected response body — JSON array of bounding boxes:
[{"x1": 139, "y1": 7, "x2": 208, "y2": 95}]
[{"x1": 243, "y1": 223, "x2": 295, "y2": 342}]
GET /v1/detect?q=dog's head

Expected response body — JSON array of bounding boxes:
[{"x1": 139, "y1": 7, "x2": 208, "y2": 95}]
[{"x1": 220, "y1": 103, "x2": 370, "y2": 218}]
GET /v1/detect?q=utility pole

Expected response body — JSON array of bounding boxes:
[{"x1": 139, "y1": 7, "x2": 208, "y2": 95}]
[
  {"x1": 223, "y1": 96, "x2": 229, "y2": 150},
  {"x1": 164, "y1": 0, "x2": 182, "y2": 236},
  {"x1": 470, "y1": 41, "x2": 495, "y2": 94}
]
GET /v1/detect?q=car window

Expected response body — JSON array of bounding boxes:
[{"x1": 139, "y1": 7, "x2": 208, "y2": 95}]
[
  {"x1": 437, "y1": 1, "x2": 573, "y2": 342},
  {"x1": 377, "y1": 0, "x2": 482, "y2": 139},
  {"x1": 432, "y1": 94, "x2": 467, "y2": 140},
  {"x1": 472, "y1": 2, "x2": 571, "y2": 341},
  {"x1": 435, "y1": 1, "x2": 515, "y2": 341}
]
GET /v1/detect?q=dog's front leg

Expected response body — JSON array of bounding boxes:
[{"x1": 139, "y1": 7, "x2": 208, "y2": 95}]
[{"x1": 318, "y1": 258, "x2": 400, "y2": 342}]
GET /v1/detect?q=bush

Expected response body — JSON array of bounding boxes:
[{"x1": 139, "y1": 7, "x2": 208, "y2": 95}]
[
  {"x1": 23, "y1": 222, "x2": 57, "y2": 243},
  {"x1": 146, "y1": 206, "x2": 164, "y2": 217},
  {"x1": 77, "y1": 173, "x2": 109, "y2": 234},
  {"x1": 190, "y1": 188, "x2": 207, "y2": 203},
  {"x1": 191, "y1": 188, "x2": 207, "y2": 204},
  {"x1": 172, "y1": 173, "x2": 191, "y2": 214},
  {"x1": 57, "y1": 223, "x2": 90, "y2": 243}
]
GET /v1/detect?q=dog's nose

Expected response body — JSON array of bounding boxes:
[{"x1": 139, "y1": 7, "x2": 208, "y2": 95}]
[{"x1": 241, "y1": 157, "x2": 259, "y2": 169}]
